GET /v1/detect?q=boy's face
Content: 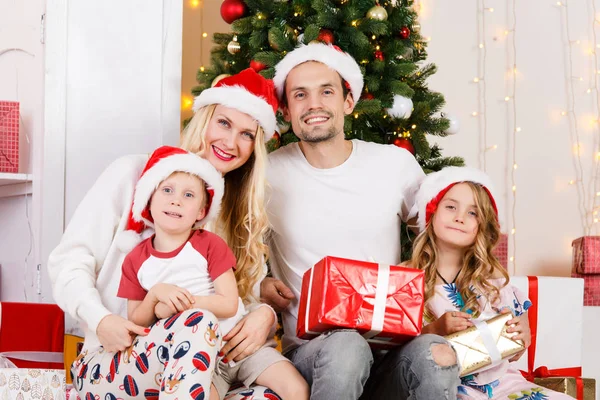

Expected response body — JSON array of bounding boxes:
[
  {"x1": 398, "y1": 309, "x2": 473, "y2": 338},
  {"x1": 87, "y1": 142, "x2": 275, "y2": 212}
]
[
  {"x1": 150, "y1": 172, "x2": 207, "y2": 235},
  {"x1": 432, "y1": 183, "x2": 479, "y2": 250},
  {"x1": 282, "y1": 61, "x2": 355, "y2": 143}
]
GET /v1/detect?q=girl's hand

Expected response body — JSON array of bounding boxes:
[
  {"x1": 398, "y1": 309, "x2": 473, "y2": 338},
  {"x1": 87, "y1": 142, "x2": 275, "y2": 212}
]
[
  {"x1": 150, "y1": 283, "x2": 195, "y2": 312},
  {"x1": 435, "y1": 311, "x2": 474, "y2": 336},
  {"x1": 503, "y1": 309, "x2": 531, "y2": 362},
  {"x1": 154, "y1": 301, "x2": 177, "y2": 320}
]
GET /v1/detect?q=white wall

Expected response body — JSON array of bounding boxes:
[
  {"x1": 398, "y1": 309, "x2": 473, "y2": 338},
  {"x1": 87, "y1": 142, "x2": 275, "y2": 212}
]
[
  {"x1": 0, "y1": 0, "x2": 183, "y2": 302},
  {"x1": 0, "y1": 0, "x2": 45, "y2": 302},
  {"x1": 420, "y1": 0, "x2": 599, "y2": 277}
]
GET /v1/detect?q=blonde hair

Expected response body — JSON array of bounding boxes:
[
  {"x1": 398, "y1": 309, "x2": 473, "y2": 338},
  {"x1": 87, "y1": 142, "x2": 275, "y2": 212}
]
[
  {"x1": 411, "y1": 182, "x2": 509, "y2": 320},
  {"x1": 180, "y1": 104, "x2": 270, "y2": 302}
]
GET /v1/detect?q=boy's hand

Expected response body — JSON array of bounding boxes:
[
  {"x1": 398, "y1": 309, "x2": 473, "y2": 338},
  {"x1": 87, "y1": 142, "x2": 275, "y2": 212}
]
[
  {"x1": 435, "y1": 311, "x2": 473, "y2": 336},
  {"x1": 150, "y1": 283, "x2": 195, "y2": 312},
  {"x1": 154, "y1": 301, "x2": 177, "y2": 319}
]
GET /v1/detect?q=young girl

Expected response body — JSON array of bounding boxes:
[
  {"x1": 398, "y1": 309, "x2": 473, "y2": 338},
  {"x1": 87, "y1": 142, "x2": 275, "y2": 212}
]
[{"x1": 411, "y1": 166, "x2": 572, "y2": 399}]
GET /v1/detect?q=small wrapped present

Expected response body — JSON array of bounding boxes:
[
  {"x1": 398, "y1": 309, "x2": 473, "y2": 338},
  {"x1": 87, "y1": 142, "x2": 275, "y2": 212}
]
[
  {"x1": 445, "y1": 313, "x2": 524, "y2": 377},
  {"x1": 297, "y1": 256, "x2": 425, "y2": 348},
  {"x1": 570, "y1": 272, "x2": 600, "y2": 306},
  {"x1": 572, "y1": 236, "x2": 600, "y2": 275},
  {"x1": 0, "y1": 101, "x2": 19, "y2": 173},
  {"x1": 492, "y1": 233, "x2": 508, "y2": 269},
  {"x1": 0, "y1": 368, "x2": 66, "y2": 400},
  {"x1": 0, "y1": 302, "x2": 65, "y2": 370},
  {"x1": 534, "y1": 377, "x2": 596, "y2": 400}
]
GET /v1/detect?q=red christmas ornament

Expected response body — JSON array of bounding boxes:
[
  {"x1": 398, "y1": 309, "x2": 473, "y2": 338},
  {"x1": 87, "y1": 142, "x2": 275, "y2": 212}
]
[
  {"x1": 393, "y1": 137, "x2": 415, "y2": 155},
  {"x1": 271, "y1": 132, "x2": 281, "y2": 149},
  {"x1": 374, "y1": 50, "x2": 384, "y2": 61},
  {"x1": 220, "y1": 0, "x2": 247, "y2": 24},
  {"x1": 317, "y1": 29, "x2": 335, "y2": 45},
  {"x1": 250, "y1": 59, "x2": 267, "y2": 72},
  {"x1": 399, "y1": 26, "x2": 411, "y2": 39},
  {"x1": 363, "y1": 93, "x2": 375, "y2": 100}
]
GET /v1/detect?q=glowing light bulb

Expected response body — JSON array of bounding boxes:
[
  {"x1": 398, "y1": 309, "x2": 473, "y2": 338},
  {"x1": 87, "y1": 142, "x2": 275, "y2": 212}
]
[{"x1": 202, "y1": 32, "x2": 208, "y2": 38}]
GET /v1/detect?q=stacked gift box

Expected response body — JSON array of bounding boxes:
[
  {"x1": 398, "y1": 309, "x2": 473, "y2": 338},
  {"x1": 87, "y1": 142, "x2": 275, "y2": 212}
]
[
  {"x1": 492, "y1": 233, "x2": 508, "y2": 269},
  {"x1": 0, "y1": 302, "x2": 67, "y2": 399},
  {"x1": 571, "y1": 236, "x2": 600, "y2": 306}
]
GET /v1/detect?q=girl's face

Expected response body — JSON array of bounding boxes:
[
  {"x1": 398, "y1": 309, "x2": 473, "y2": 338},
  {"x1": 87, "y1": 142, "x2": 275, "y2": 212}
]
[
  {"x1": 201, "y1": 105, "x2": 258, "y2": 175},
  {"x1": 432, "y1": 183, "x2": 479, "y2": 249}
]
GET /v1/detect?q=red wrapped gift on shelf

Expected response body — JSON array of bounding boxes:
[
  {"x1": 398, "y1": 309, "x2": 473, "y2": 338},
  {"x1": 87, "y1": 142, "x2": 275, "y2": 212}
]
[
  {"x1": 572, "y1": 236, "x2": 600, "y2": 275},
  {"x1": 297, "y1": 256, "x2": 425, "y2": 348},
  {"x1": 0, "y1": 101, "x2": 20, "y2": 173},
  {"x1": 492, "y1": 233, "x2": 508, "y2": 269},
  {"x1": 0, "y1": 302, "x2": 64, "y2": 369}
]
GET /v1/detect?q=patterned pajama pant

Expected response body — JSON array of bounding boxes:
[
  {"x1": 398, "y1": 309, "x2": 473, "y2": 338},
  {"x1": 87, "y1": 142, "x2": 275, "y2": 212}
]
[{"x1": 72, "y1": 309, "x2": 222, "y2": 399}]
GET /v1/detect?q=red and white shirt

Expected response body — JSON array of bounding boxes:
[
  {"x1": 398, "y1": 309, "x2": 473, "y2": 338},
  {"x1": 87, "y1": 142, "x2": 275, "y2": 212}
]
[{"x1": 117, "y1": 230, "x2": 245, "y2": 335}]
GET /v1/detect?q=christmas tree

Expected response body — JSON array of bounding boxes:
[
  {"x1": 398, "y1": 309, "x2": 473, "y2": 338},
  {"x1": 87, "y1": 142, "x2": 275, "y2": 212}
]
[{"x1": 192, "y1": 0, "x2": 464, "y2": 259}]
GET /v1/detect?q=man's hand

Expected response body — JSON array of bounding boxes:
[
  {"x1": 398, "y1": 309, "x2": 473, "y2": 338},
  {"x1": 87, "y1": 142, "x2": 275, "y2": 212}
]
[
  {"x1": 219, "y1": 306, "x2": 275, "y2": 362},
  {"x1": 260, "y1": 277, "x2": 294, "y2": 313},
  {"x1": 149, "y1": 283, "x2": 195, "y2": 312},
  {"x1": 96, "y1": 314, "x2": 149, "y2": 352}
]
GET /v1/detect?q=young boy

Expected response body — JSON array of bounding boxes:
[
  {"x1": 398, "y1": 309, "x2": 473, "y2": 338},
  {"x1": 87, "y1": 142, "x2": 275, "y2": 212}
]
[{"x1": 116, "y1": 145, "x2": 308, "y2": 400}]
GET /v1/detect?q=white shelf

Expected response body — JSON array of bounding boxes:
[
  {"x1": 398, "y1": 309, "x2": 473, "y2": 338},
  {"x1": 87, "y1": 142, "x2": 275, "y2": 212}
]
[{"x1": 0, "y1": 173, "x2": 32, "y2": 198}]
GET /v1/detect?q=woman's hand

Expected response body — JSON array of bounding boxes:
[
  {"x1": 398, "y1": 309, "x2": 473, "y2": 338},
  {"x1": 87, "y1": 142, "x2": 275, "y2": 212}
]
[
  {"x1": 150, "y1": 283, "x2": 195, "y2": 312},
  {"x1": 219, "y1": 306, "x2": 275, "y2": 362},
  {"x1": 96, "y1": 314, "x2": 150, "y2": 352},
  {"x1": 432, "y1": 311, "x2": 474, "y2": 336},
  {"x1": 504, "y1": 310, "x2": 531, "y2": 362}
]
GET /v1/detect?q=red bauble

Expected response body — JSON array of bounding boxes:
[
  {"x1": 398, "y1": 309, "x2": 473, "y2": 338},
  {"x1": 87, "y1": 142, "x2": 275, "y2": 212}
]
[
  {"x1": 220, "y1": 0, "x2": 247, "y2": 24},
  {"x1": 374, "y1": 50, "x2": 384, "y2": 61},
  {"x1": 250, "y1": 59, "x2": 267, "y2": 72},
  {"x1": 363, "y1": 93, "x2": 375, "y2": 100},
  {"x1": 317, "y1": 29, "x2": 335, "y2": 44},
  {"x1": 393, "y1": 137, "x2": 415, "y2": 154},
  {"x1": 399, "y1": 26, "x2": 411, "y2": 39}
]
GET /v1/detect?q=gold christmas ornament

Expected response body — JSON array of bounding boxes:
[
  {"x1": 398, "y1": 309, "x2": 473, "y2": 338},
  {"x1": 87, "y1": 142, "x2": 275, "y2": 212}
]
[
  {"x1": 411, "y1": 23, "x2": 421, "y2": 32},
  {"x1": 367, "y1": 5, "x2": 388, "y2": 21},
  {"x1": 227, "y1": 35, "x2": 241, "y2": 54},
  {"x1": 211, "y1": 74, "x2": 231, "y2": 87}
]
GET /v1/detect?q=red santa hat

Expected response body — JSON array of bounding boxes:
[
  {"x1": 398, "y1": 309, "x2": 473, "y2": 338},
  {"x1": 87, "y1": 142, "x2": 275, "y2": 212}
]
[
  {"x1": 118, "y1": 145, "x2": 224, "y2": 253},
  {"x1": 415, "y1": 166, "x2": 501, "y2": 232},
  {"x1": 192, "y1": 68, "x2": 279, "y2": 140},
  {"x1": 273, "y1": 42, "x2": 364, "y2": 103}
]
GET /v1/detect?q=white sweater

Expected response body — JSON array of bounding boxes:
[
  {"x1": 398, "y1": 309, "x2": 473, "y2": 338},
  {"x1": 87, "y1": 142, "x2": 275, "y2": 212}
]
[{"x1": 48, "y1": 154, "x2": 270, "y2": 349}]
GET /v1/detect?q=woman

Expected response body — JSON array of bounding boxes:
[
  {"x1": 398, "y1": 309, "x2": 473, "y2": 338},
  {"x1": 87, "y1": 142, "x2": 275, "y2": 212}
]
[{"x1": 48, "y1": 69, "x2": 281, "y2": 399}]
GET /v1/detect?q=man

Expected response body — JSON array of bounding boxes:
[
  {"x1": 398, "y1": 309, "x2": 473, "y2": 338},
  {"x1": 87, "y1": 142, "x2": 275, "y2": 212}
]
[{"x1": 261, "y1": 42, "x2": 460, "y2": 399}]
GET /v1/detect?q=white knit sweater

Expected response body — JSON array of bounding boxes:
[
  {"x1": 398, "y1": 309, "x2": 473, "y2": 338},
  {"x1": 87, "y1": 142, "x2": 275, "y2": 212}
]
[{"x1": 48, "y1": 154, "x2": 271, "y2": 349}]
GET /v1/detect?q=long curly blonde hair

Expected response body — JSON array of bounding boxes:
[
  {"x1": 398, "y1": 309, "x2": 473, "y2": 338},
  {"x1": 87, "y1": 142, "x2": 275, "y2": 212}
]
[
  {"x1": 411, "y1": 182, "x2": 509, "y2": 319},
  {"x1": 180, "y1": 104, "x2": 270, "y2": 303}
]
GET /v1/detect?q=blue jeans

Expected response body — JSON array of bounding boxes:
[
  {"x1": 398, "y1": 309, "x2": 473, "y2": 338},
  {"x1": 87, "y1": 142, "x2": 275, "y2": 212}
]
[{"x1": 286, "y1": 331, "x2": 460, "y2": 400}]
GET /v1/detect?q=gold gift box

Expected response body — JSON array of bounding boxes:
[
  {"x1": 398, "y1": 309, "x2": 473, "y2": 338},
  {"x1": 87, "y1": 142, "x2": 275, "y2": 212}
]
[
  {"x1": 445, "y1": 313, "x2": 524, "y2": 377},
  {"x1": 534, "y1": 377, "x2": 596, "y2": 400}
]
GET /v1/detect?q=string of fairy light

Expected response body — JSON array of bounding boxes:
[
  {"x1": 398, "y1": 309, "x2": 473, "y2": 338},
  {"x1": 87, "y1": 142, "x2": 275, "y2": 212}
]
[
  {"x1": 588, "y1": 0, "x2": 600, "y2": 233},
  {"x1": 508, "y1": 0, "x2": 518, "y2": 273},
  {"x1": 557, "y1": 0, "x2": 593, "y2": 236},
  {"x1": 474, "y1": 2, "x2": 492, "y2": 171}
]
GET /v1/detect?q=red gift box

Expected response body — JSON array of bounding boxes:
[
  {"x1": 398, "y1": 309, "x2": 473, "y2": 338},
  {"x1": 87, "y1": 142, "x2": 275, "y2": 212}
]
[
  {"x1": 0, "y1": 302, "x2": 65, "y2": 369},
  {"x1": 570, "y1": 273, "x2": 600, "y2": 306},
  {"x1": 0, "y1": 101, "x2": 19, "y2": 173},
  {"x1": 572, "y1": 236, "x2": 600, "y2": 275},
  {"x1": 493, "y1": 233, "x2": 508, "y2": 269},
  {"x1": 297, "y1": 256, "x2": 425, "y2": 348}
]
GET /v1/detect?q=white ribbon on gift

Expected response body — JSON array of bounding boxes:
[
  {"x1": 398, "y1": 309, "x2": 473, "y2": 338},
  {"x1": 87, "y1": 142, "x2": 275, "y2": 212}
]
[
  {"x1": 473, "y1": 319, "x2": 502, "y2": 364},
  {"x1": 304, "y1": 262, "x2": 391, "y2": 339},
  {"x1": 0, "y1": 302, "x2": 64, "y2": 367}
]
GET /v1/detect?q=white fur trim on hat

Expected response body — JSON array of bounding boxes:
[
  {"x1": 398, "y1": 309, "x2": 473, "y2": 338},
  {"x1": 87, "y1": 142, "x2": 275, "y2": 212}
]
[
  {"x1": 415, "y1": 166, "x2": 502, "y2": 232},
  {"x1": 132, "y1": 153, "x2": 225, "y2": 230},
  {"x1": 273, "y1": 43, "x2": 364, "y2": 103},
  {"x1": 192, "y1": 85, "x2": 277, "y2": 139}
]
